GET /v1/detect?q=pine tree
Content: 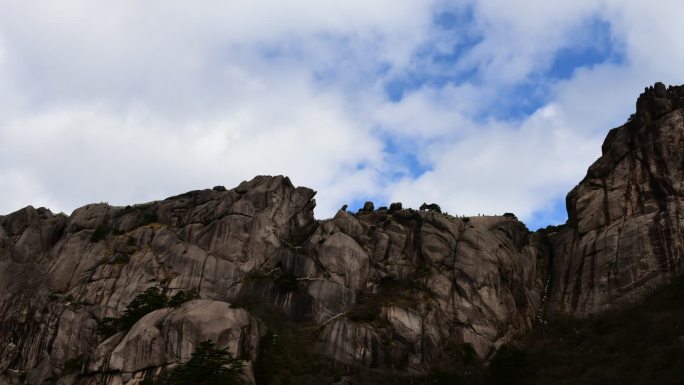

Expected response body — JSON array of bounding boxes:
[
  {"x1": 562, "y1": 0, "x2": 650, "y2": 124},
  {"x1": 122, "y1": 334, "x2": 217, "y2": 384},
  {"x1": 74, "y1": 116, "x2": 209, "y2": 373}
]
[{"x1": 166, "y1": 340, "x2": 245, "y2": 385}]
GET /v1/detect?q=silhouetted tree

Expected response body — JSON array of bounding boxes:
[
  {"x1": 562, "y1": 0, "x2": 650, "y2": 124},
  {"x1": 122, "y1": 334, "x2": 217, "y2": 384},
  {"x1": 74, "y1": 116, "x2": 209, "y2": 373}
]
[{"x1": 419, "y1": 203, "x2": 442, "y2": 213}]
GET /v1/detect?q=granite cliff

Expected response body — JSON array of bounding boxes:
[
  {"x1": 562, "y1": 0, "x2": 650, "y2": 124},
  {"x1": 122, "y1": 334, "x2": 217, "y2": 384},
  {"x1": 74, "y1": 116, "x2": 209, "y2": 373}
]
[
  {"x1": 0, "y1": 83, "x2": 682, "y2": 385},
  {"x1": 548, "y1": 82, "x2": 684, "y2": 315}
]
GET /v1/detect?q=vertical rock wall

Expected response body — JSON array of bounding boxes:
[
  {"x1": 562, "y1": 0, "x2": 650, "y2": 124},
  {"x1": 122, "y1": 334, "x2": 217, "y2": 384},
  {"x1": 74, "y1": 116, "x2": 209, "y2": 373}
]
[{"x1": 549, "y1": 83, "x2": 684, "y2": 315}]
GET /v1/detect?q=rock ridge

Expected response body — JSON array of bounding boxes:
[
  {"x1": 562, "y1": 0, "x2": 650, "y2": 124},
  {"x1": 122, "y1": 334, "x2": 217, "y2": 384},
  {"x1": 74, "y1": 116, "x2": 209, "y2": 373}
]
[{"x1": 1, "y1": 83, "x2": 683, "y2": 384}]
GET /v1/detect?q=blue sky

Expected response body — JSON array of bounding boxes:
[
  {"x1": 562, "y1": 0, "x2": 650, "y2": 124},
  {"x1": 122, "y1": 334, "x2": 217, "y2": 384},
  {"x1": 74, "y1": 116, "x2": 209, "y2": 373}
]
[{"x1": 1, "y1": 1, "x2": 683, "y2": 231}]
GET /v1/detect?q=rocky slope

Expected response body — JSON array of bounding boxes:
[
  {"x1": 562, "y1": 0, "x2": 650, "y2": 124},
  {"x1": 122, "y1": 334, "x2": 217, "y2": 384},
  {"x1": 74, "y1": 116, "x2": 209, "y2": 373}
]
[
  {"x1": 548, "y1": 82, "x2": 684, "y2": 315},
  {"x1": 0, "y1": 176, "x2": 549, "y2": 385},
  {"x1": 0, "y1": 83, "x2": 683, "y2": 385}
]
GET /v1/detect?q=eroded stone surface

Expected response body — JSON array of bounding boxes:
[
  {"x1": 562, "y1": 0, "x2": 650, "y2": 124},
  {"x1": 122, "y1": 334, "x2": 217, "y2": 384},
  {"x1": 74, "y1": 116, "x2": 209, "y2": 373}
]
[
  {"x1": 549, "y1": 84, "x2": 684, "y2": 315},
  {"x1": 0, "y1": 175, "x2": 548, "y2": 384}
]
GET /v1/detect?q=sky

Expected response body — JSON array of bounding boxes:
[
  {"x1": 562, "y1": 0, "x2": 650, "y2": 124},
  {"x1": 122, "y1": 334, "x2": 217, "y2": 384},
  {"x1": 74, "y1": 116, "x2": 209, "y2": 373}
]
[{"x1": 0, "y1": 1, "x2": 683, "y2": 230}]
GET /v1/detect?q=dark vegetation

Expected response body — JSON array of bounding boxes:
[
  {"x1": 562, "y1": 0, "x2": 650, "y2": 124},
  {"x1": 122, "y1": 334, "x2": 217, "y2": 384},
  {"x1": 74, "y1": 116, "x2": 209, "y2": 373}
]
[
  {"x1": 248, "y1": 298, "x2": 486, "y2": 385},
  {"x1": 246, "y1": 273, "x2": 684, "y2": 385},
  {"x1": 164, "y1": 340, "x2": 245, "y2": 385},
  {"x1": 98, "y1": 287, "x2": 199, "y2": 338},
  {"x1": 248, "y1": 301, "x2": 344, "y2": 385},
  {"x1": 347, "y1": 275, "x2": 425, "y2": 325},
  {"x1": 63, "y1": 354, "x2": 88, "y2": 373},
  {"x1": 90, "y1": 224, "x2": 110, "y2": 242},
  {"x1": 513, "y1": 275, "x2": 684, "y2": 385},
  {"x1": 419, "y1": 203, "x2": 442, "y2": 213},
  {"x1": 537, "y1": 223, "x2": 567, "y2": 234}
]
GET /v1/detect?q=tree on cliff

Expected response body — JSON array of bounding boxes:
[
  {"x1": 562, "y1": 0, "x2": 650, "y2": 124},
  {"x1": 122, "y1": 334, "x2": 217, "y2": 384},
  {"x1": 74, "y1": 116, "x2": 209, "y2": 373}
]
[
  {"x1": 420, "y1": 202, "x2": 442, "y2": 213},
  {"x1": 166, "y1": 340, "x2": 245, "y2": 385}
]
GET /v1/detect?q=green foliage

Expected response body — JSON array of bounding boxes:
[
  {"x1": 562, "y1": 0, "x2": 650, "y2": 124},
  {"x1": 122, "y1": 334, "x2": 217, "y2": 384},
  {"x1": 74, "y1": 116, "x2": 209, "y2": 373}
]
[
  {"x1": 420, "y1": 203, "x2": 442, "y2": 213},
  {"x1": 98, "y1": 287, "x2": 201, "y2": 338},
  {"x1": 143, "y1": 212, "x2": 160, "y2": 224},
  {"x1": 48, "y1": 291, "x2": 61, "y2": 301},
  {"x1": 64, "y1": 354, "x2": 88, "y2": 373},
  {"x1": 537, "y1": 223, "x2": 566, "y2": 234},
  {"x1": 91, "y1": 224, "x2": 111, "y2": 242},
  {"x1": 251, "y1": 309, "x2": 342, "y2": 385},
  {"x1": 97, "y1": 317, "x2": 119, "y2": 339},
  {"x1": 348, "y1": 276, "x2": 425, "y2": 326},
  {"x1": 165, "y1": 340, "x2": 245, "y2": 385},
  {"x1": 120, "y1": 287, "x2": 168, "y2": 329},
  {"x1": 168, "y1": 289, "x2": 199, "y2": 307}
]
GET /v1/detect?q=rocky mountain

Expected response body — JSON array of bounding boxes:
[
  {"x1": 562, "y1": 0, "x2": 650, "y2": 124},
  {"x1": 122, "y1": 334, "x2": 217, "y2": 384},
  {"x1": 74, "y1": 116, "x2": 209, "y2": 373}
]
[
  {"x1": 0, "y1": 83, "x2": 682, "y2": 385},
  {"x1": 548, "y1": 82, "x2": 684, "y2": 315}
]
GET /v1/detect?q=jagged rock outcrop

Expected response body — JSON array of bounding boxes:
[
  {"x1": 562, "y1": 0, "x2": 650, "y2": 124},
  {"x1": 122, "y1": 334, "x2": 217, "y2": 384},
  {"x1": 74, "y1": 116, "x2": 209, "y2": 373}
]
[
  {"x1": 0, "y1": 175, "x2": 549, "y2": 385},
  {"x1": 0, "y1": 176, "x2": 314, "y2": 385},
  {"x1": 548, "y1": 82, "x2": 684, "y2": 315},
  {"x1": 310, "y1": 211, "x2": 548, "y2": 367}
]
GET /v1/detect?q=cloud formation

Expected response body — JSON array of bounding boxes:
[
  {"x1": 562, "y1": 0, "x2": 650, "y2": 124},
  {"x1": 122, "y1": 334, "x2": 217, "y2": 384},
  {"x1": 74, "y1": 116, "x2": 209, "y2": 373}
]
[{"x1": 1, "y1": 1, "x2": 683, "y2": 229}]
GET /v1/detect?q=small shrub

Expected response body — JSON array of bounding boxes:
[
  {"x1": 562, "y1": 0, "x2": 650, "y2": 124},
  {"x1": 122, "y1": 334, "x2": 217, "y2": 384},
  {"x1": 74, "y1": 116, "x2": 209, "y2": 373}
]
[
  {"x1": 165, "y1": 340, "x2": 245, "y2": 385},
  {"x1": 143, "y1": 211, "x2": 159, "y2": 225},
  {"x1": 120, "y1": 287, "x2": 168, "y2": 329},
  {"x1": 97, "y1": 286, "x2": 203, "y2": 339},
  {"x1": 48, "y1": 291, "x2": 61, "y2": 301},
  {"x1": 91, "y1": 224, "x2": 111, "y2": 242},
  {"x1": 419, "y1": 203, "x2": 442, "y2": 213},
  {"x1": 64, "y1": 354, "x2": 88, "y2": 373},
  {"x1": 168, "y1": 289, "x2": 199, "y2": 307},
  {"x1": 97, "y1": 317, "x2": 119, "y2": 339}
]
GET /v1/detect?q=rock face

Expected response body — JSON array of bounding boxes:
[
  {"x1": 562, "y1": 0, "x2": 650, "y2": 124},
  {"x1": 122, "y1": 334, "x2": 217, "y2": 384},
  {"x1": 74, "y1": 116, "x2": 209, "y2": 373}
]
[
  {"x1": 548, "y1": 82, "x2": 684, "y2": 315},
  {"x1": 0, "y1": 176, "x2": 312, "y2": 385},
  {"x1": 0, "y1": 175, "x2": 549, "y2": 384},
  {"x1": 1, "y1": 83, "x2": 683, "y2": 384},
  {"x1": 308, "y1": 211, "x2": 549, "y2": 367}
]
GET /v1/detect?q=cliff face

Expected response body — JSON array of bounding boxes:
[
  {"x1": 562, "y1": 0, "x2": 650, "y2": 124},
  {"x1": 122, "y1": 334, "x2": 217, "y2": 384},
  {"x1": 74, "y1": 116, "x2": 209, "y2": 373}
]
[
  {"x1": 0, "y1": 176, "x2": 548, "y2": 385},
  {"x1": 548, "y1": 82, "x2": 684, "y2": 315},
  {"x1": 0, "y1": 83, "x2": 683, "y2": 385}
]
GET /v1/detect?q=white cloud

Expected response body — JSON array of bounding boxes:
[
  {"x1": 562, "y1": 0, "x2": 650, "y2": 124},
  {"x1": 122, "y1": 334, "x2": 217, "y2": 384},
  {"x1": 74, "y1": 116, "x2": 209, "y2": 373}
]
[{"x1": 1, "y1": 0, "x2": 684, "y2": 228}]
